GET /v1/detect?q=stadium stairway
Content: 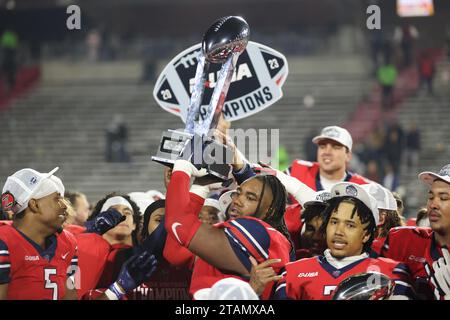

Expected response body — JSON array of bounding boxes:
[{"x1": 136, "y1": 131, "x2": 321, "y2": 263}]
[
  {"x1": 395, "y1": 58, "x2": 450, "y2": 215},
  {"x1": 0, "y1": 55, "x2": 373, "y2": 203}
]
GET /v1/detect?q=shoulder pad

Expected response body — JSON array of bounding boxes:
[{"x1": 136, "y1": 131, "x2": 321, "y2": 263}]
[
  {"x1": 390, "y1": 226, "x2": 432, "y2": 239},
  {"x1": 295, "y1": 160, "x2": 314, "y2": 167}
]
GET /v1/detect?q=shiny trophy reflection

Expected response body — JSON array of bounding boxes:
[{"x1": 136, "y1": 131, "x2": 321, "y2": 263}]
[
  {"x1": 152, "y1": 16, "x2": 250, "y2": 181},
  {"x1": 332, "y1": 272, "x2": 396, "y2": 300}
]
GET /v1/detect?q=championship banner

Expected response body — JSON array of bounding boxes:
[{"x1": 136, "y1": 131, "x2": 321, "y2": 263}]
[{"x1": 153, "y1": 41, "x2": 288, "y2": 122}]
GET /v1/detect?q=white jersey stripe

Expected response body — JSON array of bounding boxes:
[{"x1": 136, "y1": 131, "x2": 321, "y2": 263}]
[{"x1": 231, "y1": 220, "x2": 269, "y2": 259}]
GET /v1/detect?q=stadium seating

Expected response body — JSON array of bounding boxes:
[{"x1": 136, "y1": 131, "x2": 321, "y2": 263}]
[{"x1": 1, "y1": 55, "x2": 448, "y2": 211}]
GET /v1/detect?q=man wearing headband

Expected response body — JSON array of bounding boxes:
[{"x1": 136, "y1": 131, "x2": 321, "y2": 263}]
[
  {"x1": 376, "y1": 164, "x2": 450, "y2": 300},
  {"x1": 75, "y1": 193, "x2": 140, "y2": 297},
  {"x1": 274, "y1": 182, "x2": 414, "y2": 300},
  {"x1": 0, "y1": 167, "x2": 78, "y2": 299}
]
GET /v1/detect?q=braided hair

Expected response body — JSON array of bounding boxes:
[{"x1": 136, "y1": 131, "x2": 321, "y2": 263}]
[{"x1": 252, "y1": 175, "x2": 295, "y2": 257}]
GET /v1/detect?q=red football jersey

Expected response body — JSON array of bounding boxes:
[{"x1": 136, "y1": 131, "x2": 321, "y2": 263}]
[
  {"x1": 0, "y1": 224, "x2": 78, "y2": 300},
  {"x1": 377, "y1": 226, "x2": 443, "y2": 299},
  {"x1": 370, "y1": 237, "x2": 386, "y2": 257},
  {"x1": 96, "y1": 243, "x2": 133, "y2": 289},
  {"x1": 64, "y1": 224, "x2": 86, "y2": 235},
  {"x1": 75, "y1": 232, "x2": 111, "y2": 298},
  {"x1": 277, "y1": 255, "x2": 412, "y2": 300},
  {"x1": 284, "y1": 203, "x2": 302, "y2": 250},
  {"x1": 288, "y1": 160, "x2": 370, "y2": 191},
  {"x1": 190, "y1": 216, "x2": 292, "y2": 300}
]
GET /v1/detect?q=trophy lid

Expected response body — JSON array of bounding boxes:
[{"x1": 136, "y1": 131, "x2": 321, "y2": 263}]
[
  {"x1": 332, "y1": 272, "x2": 396, "y2": 300},
  {"x1": 202, "y1": 16, "x2": 250, "y2": 64}
]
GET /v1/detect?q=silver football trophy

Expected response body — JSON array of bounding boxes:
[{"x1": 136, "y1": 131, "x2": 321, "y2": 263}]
[
  {"x1": 152, "y1": 16, "x2": 250, "y2": 181},
  {"x1": 332, "y1": 272, "x2": 396, "y2": 300}
]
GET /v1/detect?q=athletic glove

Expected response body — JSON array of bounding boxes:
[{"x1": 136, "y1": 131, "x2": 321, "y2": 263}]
[
  {"x1": 106, "y1": 251, "x2": 158, "y2": 300},
  {"x1": 173, "y1": 159, "x2": 209, "y2": 178},
  {"x1": 84, "y1": 209, "x2": 125, "y2": 235}
]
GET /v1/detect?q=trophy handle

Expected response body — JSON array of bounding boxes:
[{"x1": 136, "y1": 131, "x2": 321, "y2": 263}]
[{"x1": 185, "y1": 54, "x2": 210, "y2": 134}]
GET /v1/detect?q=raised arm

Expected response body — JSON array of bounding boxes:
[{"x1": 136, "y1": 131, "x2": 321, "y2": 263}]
[{"x1": 165, "y1": 160, "x2": 249, "y2": 276}]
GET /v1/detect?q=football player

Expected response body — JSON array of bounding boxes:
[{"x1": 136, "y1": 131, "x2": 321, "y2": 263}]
[
  {"x1": 0, "y1": 168, "x2": 154, "y2": 300},
  {"x1": 165, "y1": 159, "x2": 293, "y2": 300},
  {"x1": 274, "y1": 182, "x2": 414, "y2": 300},
  {"x1": 376, "y1": 164, "x2": 450, "y2": 300},
  {"x1": 286, "y1": 126, "x2": 370, "y2": 192}
]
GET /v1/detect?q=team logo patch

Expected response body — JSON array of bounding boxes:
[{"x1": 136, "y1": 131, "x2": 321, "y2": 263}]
[
  {"x1": 315, "y1": 192, "x2": 332, "y2": 202},
  {"x1": 439, "y1": 164, "x2": 450, "y2": 177},
  {"x1": 1, "y1": 192, "x2": 16, "y2": 211},
  {"x1": 322, "y1": 127, "x2": 340, "y2": 139},
  {"x1": 345, "y1": 185, "x2": 358, "y2": 197},
  {"x1": 332, "y1": 271, "x2": 341, "y2": 278},
  {"x1": 29, "y1": 176, "x2": 38, "y2": 185}
]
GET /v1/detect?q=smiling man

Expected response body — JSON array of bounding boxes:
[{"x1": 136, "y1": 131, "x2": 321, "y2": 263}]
[
  {"x1": 0, "y1": 167, "x2": 78, "y2": 300},
  {"x1": 274, "y1": 182, "x2": 413, "y2": 300},
  {"x1": 286, "y1": 126, "x2": 370, "y2": 192},
  {"x1": 376, "y1": 164, "x2": 450, "y2": 300}
]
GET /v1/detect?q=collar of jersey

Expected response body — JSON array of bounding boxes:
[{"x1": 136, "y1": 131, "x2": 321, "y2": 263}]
[
  {"x1": 13, "y1": 227, "x2": 57, "y2": 261},
  {"x1": 317, "y1": 250, "x2": 368, "y2": 278}
]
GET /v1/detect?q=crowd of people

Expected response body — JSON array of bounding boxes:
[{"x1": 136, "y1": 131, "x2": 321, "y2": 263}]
[{"x1": 1, "y1": 113, "x2": 449, "y2": 301}]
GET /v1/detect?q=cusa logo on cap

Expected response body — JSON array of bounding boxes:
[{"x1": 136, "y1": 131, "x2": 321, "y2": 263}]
[
  {"x1": 323, "y1": 127, "x2": 340, "y2": 138},
  {"x1": 1, "y1": 192, "x2": 16, "y2": 211},
  {"x1": 439, "y1": 164, "x2": 450, "y2": 177},
  {"x1": 316, "y1": 192, "x2": 332, "y2": 202},
  {"x1": 345, "y1": 185, "x2": 358, "y2": 197}
]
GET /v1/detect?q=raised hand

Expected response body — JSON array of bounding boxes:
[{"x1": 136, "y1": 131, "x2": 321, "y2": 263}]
[
  {"x1": 106, "y1": 251, "x2": 158, "y2": 300},
  {"x1": 248, "y1": 256, "x2": 283, "y2": 296},
  {"x1": 84, "y1": 209, "x2": 125, "y2": 235}
]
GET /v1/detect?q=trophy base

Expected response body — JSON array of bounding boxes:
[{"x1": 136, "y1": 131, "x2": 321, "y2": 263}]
[{"x1": 152, "y1": 129, "x2": 233, "y2": 182}]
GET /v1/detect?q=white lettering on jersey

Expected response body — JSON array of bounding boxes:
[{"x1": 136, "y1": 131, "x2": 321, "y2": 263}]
[
  {"x1": 297, "y1": 272, "x2": 319, "y2": 278},
  {"x1": 25, "y1": 255, "x2": 40, "y2": 261},
  {"x1": 408, "y1": 255, "x2": 426, "y2": 263}
]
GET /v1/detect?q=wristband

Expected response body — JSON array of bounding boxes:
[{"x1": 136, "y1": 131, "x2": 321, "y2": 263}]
[{"x1": 106, "y1": 282, "x2": 126, "y2": 300}]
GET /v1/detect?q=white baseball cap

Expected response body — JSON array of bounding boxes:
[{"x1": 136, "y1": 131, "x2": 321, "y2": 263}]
[
  {"x1": 128, "y1": 192, "x2": 154, "y2": 215},
  {"x1": 207, "y1": 197, "x2": 227, "y2": 223},
  {"x1": 145, "y1": 189, "x2": 165, "y2": 201},
  {"x1": 204, "y1": 198, "x2": 221, "y2": 211},
  {"x1": 330, "y1": 182, "x2": 379, "y2": 225},
  {"x1": 362, "y1": 183, "x2": 397, "y2": 211},
  {"x1": 303, "y1": 190, "x2": 332, "y2": 208},
  {"x1": 312, "y1": 126, "x2": 353, "y2": 151},
  {"x1": 418, "y1": 164, "x2": 450, "y2": 186},
  {"x1": 1, "y1": 167, "x2": 64, "y2": 214},
  {"x1": 218, "y1": 190, "x2": 234, "y2": 214},
  {"x1": 193, "y1": 277, "x2": 259, "y2": 300}
]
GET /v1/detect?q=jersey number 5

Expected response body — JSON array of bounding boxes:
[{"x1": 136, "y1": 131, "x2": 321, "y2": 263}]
[{"x1": 44, "y1": 268, "x2": 58, "y2": 300}]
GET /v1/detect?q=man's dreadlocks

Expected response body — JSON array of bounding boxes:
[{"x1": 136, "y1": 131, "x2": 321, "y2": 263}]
[{"x1": 252, "y1": 175, "x2": 295, "y2": 257}]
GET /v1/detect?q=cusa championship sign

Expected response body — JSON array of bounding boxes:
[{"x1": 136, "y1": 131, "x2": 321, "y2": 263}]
[{"x1": 153, "y1": 41, "x2": 288, "y2": 122}]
